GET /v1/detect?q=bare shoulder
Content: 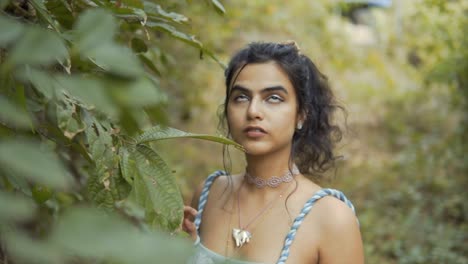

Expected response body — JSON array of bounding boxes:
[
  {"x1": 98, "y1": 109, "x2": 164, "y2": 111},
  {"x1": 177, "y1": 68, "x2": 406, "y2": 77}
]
[
  {"x1": 313, "y1": 193, "x2": 364, "y2": 263},
  {"x1": 191, "y1": 171, "x2": 240, "y2": 209}
]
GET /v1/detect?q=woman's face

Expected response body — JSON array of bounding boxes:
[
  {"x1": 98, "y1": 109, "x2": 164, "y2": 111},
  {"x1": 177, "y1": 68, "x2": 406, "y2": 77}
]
[{"x1": 227, "y1": 61, "x2": 302, "y2": 156}]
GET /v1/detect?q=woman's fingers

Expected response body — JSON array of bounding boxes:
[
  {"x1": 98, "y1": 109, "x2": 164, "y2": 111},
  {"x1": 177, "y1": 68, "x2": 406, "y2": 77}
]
[{"x1": 182, "y1": 206, "x2": 198, "y2": 241}]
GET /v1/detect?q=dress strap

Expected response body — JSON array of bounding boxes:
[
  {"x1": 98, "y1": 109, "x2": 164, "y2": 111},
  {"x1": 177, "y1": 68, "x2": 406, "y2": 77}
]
[
  {"x1": 194, "y1": 170, "x2": 227, "y2": 231},
  {"x1": 277, "y1": 188, "x2": 357, "y2": 264}
]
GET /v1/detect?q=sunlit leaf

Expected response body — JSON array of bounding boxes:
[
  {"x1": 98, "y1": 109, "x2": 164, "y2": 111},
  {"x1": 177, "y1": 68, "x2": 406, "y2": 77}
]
[
  {"x1": 136, "y1": 125, "x2": 244, "y2": 151},
  {"x1": 0, "y1": 139, "x2": 73, "y2": 189},
  {"x1": 0, "y1": 95, "x2": 32, "y2": 129},
  {"x1": 8, "y1": 26, "x2": 68, "y2": 66},
  {"x1": 0, "y1": 191, "x2": 36, "y2": 222},
  {"x1": 147, "y1": 22, "x2": 202, "y2": 46},
  {"x1": 211, "y1": 0, "x2": 226, "y2": 15},
  {"x1": 144, "y1": 2, "x2": 189, "y2": 24}
]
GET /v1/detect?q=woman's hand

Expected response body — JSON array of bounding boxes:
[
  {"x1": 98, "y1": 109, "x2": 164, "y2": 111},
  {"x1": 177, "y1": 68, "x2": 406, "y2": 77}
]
[{"x1": 182, "y1": 205, "x2": 198, "y2": 242}]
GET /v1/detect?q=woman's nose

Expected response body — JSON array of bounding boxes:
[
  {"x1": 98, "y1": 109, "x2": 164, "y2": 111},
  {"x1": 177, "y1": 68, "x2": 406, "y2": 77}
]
[{"x1": 247, "y1": 99, "x2": 263, "y2": 120}]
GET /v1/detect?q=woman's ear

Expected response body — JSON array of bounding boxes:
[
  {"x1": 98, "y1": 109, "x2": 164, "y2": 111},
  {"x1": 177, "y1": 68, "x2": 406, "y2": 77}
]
[{"x1": 296, "y1": 111, "x2": 306, "y2": 130}]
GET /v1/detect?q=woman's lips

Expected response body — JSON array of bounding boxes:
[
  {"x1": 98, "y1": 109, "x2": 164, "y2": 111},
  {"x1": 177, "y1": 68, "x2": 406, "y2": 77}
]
[{"x1": 244, "y1": 126, "x2": 267, "y2": 138}]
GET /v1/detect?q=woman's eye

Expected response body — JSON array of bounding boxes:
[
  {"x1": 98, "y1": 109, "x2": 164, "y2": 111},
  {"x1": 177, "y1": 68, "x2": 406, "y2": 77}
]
[
  {"x1": 267, "y1": 94, "x2": 283, "y2": 103},
  {"x1": 234, "y1": 94, "x2": 249, "y2": 102}
]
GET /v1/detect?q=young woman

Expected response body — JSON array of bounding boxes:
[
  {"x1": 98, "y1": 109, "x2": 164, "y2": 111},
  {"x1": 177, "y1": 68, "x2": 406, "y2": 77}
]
[{"x1": 183, "y1": 42, "x2": 364, "y2": 264}]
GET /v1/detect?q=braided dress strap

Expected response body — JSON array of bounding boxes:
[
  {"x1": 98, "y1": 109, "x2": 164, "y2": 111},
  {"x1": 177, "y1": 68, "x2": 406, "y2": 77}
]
[
  {"x1": 194, "y1": 170, "x2": 227, "y2": 231},
  {"x1": 276, "y1": 188, "x2": 357, "y2": 264}
]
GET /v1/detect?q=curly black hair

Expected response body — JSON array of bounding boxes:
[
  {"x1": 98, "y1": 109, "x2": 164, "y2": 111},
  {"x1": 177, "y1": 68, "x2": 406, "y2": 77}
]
[{"x1": 220, "y1": 42, "x2": 344, "y2": 178}]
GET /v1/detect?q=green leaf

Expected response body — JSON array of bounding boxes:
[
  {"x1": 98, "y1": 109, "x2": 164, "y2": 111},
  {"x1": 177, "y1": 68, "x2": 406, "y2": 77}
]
[
  {"x1": 49, "y1": 207, "x2": 193, "y2": 263},
  {"x1": 0, "y1": 139, "x2": 73, "y2": 189},
  {"x1": 0, "y1": 95, "x2": 32, "y2": 129},
  {"x1": 56, "y1": 101, "x2": 86, "y2": 139},
  {"x1": 0, "y1": 0, "x2": 10, "y2": 9},
  {"x1": 3, "y1": 230, "x2": 63, "y2": 264},
  {"x1": 119, "y1": 146, "x2": 134, "y2": 184},
  {"x1": 128, "y1": 145, "x2": 183, "y2": 230},
  {"x1": 110, "y1": 77, "x2": 166, "y2": 107},
  {"x1": 8, "y1": 26, "x2": 68, "y2": 66},
  {"x1": 0, "y1": 15, "x2": 24, "y2": 47},
  {"x1": 211, "y1": 0, "x2": 226, "y2": 15},
  {"x1": 147, "y1": 22, "x2": 202, "y2": 47},
  {"x1": 131, "y1": 37, "x2": 148, "y2": 53},
  {"x1": 136, "y1": 125, "x2": 244, "y2": 151},
  {"x1": 121, "y1": 0, "x2": 143, "y2": 9},
  {"x1": 16, "y1": 67, "x2": 57, "y2": 100},
  {"x1": 29, "y1": 0, "x2": 60, "y2": 32},
  {"x1": 0, "y1": 191, "x2": 36, "y2": 222},
  {"x1": 74, "y1": 8, "x2": 117, "y2": 53},
  {"x1": 144, "y1": 2, "x2": 189, "y2": 24},
  {"x1": 87, "y1": 43, "x2": 143, "y2": 78},
  {"x1": 55, "y1": 75, "x2": 117, "y2": 117},
  {"x1": 138, "y1": 54, "x2": 161, "y2": 76}
]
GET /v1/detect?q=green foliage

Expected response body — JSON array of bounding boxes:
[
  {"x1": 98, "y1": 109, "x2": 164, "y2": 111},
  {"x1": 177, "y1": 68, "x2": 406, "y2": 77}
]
[{"x1": 0, "y1": 0, "x2": 238, "y2": 263}]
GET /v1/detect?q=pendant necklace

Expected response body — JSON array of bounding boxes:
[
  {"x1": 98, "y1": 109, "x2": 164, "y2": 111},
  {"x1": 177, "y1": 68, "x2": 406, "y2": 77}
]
[{"x1": 232, "y1": 168, "x2": 298, "y2": 248}]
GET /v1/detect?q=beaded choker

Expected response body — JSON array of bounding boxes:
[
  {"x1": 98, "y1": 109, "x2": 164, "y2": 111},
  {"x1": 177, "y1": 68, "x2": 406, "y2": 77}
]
[{"x1": 245, "y1": 165, "x2": 300, "y2": 188}]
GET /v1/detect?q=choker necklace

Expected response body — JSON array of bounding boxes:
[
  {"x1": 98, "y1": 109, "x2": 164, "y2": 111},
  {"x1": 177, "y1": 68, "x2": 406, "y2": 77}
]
[
  {"x1": 245, "y1": 165, "x2": 300, "y2": 188},
  {"x1": 232, "y1": 178, "x2": 292, "y2": 248}
]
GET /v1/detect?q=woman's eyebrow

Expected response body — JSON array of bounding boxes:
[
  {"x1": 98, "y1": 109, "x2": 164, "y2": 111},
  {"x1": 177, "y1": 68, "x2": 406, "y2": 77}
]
[
  {"x1": 262, "y1": 86, "x2": 288, "y2": 94},
  {"x1": 230, "y1": 85, "x2": 251, "y2": 95}
]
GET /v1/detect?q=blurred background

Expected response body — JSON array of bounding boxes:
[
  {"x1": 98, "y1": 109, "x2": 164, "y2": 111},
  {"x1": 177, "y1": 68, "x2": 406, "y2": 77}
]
[
  {"x1": 0, "y1": 0, "x2": 466, "y2": 263},
  {"x1": 155, "y1": 0, "x2": 467, "y2": 263}
]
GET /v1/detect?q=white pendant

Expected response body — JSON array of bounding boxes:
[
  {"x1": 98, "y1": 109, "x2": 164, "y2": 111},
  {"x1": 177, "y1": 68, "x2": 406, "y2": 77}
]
[{"x1": 232, "y1": 228, "x2": 252, "y2": 248}]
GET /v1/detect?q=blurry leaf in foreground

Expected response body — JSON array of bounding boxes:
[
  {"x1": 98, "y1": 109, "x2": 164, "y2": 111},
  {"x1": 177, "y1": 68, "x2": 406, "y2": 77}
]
[
  {"x1": 8, "y1": 26, "x2": 68, "y2": 66},
  {"x1": 0, "y1": 139, "x2": 73, "y2": 189},
  {"x1": 3, "y1": 230, "x2": 63, "y2": 264},
  {"x1": 0, "y1": 15, "x2": 24, "y2": 46},
  {"x1": 0, "y1": 95, "x2": 32, "y2": 129},
  {"x1": 74, "y1": 8, "x2": 116, "y2": 53},
  {"x1": 50, "y1": 207, "x2": 193, "y2": 263},
  {"x1": 0, "y1": 191, "x2": 36, "y2": 222}
]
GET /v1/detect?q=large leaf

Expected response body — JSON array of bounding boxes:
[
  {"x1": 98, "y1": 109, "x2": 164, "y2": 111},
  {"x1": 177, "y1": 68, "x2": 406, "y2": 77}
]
[
  {"x1": 136, "y1": 125, "x2": 244, "y2": 151},
  {"x1": 125, "y1": 145, "x2": 183, "y2": 230},
  {"x1": 8, "y1": 26, "x2": 68, "y2": 66},
  {"x1": 87, "y1": 43, "x2": 143, "y2": 78},
  {"x1": 49, "y1": 207, "x2": 193, "y2": 263},
  {"x1": 110, "y1": 77, "x2": 167, "y2": 107},
  {"x1": 16, "y1": 67, "x2": 57, "y2": 100},
  {"x1": 0, "y1": 139, "x2": 73, "y2": 189}
]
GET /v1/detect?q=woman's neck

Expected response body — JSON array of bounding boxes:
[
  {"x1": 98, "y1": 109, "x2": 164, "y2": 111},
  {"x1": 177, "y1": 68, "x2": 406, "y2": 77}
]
[{"x1": 245, "y1": 149, "x2": 294, "y2": 180}]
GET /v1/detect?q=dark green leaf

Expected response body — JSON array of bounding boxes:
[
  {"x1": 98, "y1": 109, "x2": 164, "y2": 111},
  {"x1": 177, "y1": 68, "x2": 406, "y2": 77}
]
[
  {"x1": 16, "y1": 67, "x2": 57, "y2": 100},
  {"x1": 131, "y1": 37, "x2": 148, "y2": 53},
  {"x1": 119, "y1": 146, "x2": 134, "y2": 184},
  {"x1": 136, "y1": 125, "x2": 244, "y2": 151},
  {"x1": 138, "y1": 54, "x2": 161, "y2": 76},
  {"x1": 0, "y1": 139, "x2": 73, "y2": 189}
]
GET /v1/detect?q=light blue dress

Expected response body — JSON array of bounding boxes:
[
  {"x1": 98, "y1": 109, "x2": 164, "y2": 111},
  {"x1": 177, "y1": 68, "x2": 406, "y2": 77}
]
[{"x1": 188, "y1": 171, "x2": 358, "y2": 264}]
